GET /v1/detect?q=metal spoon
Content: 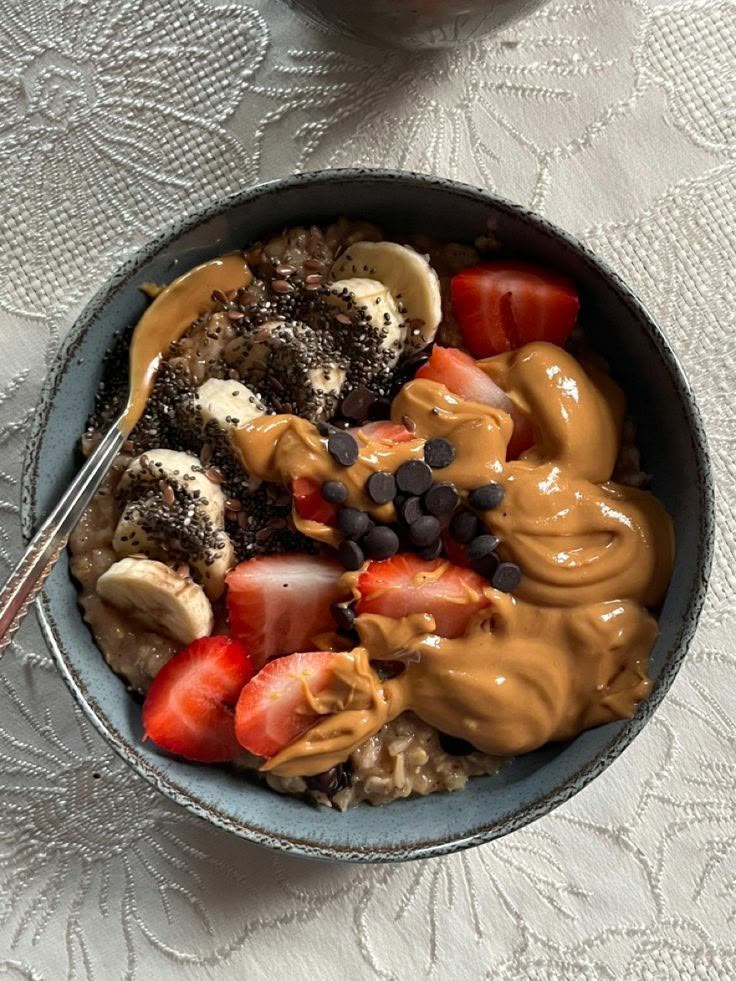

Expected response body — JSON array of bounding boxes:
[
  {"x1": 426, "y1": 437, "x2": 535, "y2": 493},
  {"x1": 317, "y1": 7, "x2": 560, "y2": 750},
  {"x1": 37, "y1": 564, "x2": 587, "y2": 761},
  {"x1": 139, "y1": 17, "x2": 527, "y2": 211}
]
[{"x1": 0, "y1": 254, "x2": 250, "y2": 655}]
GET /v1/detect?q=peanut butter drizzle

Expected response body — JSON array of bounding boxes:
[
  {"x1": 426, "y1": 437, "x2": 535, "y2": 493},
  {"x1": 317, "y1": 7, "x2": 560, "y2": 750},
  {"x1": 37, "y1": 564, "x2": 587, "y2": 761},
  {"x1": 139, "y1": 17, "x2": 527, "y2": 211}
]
[
  {"x1": 121, "y1": 254, "x2": 251, "y2": 436},
  {"x1": 235, "y1": 341, "x2": 674, "y2": 777}
]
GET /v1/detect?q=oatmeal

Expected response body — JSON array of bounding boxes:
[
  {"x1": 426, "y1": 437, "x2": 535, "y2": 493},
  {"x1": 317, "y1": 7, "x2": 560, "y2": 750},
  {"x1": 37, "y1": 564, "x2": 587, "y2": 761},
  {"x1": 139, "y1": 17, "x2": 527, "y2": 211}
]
[{"x1": 69, "y1": 220, "x2": 674, "y2": 808}]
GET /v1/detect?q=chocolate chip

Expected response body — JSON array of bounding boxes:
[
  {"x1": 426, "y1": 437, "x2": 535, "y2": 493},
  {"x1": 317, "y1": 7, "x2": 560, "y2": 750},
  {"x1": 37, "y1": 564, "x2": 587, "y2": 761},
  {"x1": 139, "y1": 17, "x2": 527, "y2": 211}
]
[
  {"x1": 331, "y1": 600, "x2": 357, "y2": 631},
  {"x1": 338, "y1": 508, "x2": 372, "y2": 540},
  {"x1": 363, "y1": 526, "x2": 399, "y2": 560},
  {"x1": 469, "y1": 482, "x2": 505, "y2": 510},
  {"x1": 450, "y1": 509, "x2": 479, "y2": 544},
  {"x1": 367, "y1": 397, "x2": 392, "y2": 421},
  {"x1": 305, "y1": 762, "x2": 352, "y2": 796},
  {"x1": 341, "y1": 385, "x2": 376, "y2": 421},
  {"x1": 366, "y1": 471, "x2": 397, "y2": 504},
  {"x1": 470, "y1": 552, "x2": 500, "y2": 580},
  {"x1": 338, "y1": 539, "x2": 364, "y2": 570},
  {"x1": 322, "y1": 480, "x2": 348, "y2": 504},
  {"x1": 438, "y1": 732, "x2": 475, "y2": 756},
  {"x1": 467, "y1": 534, "x2": 500, "y2": 561},
  {"x1": 424, "y1": 437, "x2": 455, "y2": 469},
  {"x1": 401, "y1": 495, "x2": 424, "y2": 525},
  {"x1": 316, "y1": 421, "x2": 335, "y2": 437},
  {"x1": 424, "y1": 482, "x2": 459, "y2": 517},
  {"x1": 328, "y1": 430, "x2": 359, "y2": 466},
  {"x1": 418, "y1": 539, "x2": 443, "y2": 560},
  {"x1": 493, "y1": 562, "x2": 522, "y2": 593},
  {"x1": 395, "y1": 460, "x2": 433, "y2": 496},
  {"x1": 409, "y1": 515, "x2": 441, "y2": 547}
]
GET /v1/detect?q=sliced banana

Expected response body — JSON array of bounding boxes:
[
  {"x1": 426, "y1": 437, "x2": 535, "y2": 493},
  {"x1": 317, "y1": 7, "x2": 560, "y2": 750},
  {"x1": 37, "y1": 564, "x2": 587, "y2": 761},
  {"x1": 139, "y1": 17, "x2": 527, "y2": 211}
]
[
  {"x1": 226, "y1": 320, "x2": 346, "y2": 421},
  {"x1": 113, "y1": 500, "x2": 235, "y2": 600},
  {"x1": 119, "y1": 449, "x2": 225, "y2": 526},
  {"x1": 97, "y1": 557, "x2": 214, "y2": 645},
  {"x1": 326, "y1": 277, "x2": 406, "y2": 369},
  {"x1": 194, "y1": 378, "x2": 265, "y2": 436},
  {"x1": 331, "y1": 241, "x2": 442, "y2": 349}
]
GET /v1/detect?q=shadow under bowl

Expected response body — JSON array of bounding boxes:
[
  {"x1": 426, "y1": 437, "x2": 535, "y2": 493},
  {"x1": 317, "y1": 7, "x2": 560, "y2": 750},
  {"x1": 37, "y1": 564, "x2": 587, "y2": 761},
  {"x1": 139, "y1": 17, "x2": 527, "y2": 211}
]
[{"x1": 22, "y1": 169, "x2": 714, "y2": 862}]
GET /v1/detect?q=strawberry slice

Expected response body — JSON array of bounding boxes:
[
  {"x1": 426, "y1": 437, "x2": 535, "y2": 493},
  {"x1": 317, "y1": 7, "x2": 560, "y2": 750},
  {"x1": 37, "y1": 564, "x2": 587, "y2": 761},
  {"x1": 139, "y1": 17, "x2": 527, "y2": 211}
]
[
  {"x1": 451, "y1": 260, "x2": 579, "y2": 357},
  {"x1": 355, "y1": 553, "x2": 490, "y2": 638},
  {"x1": 226, "y1": 554, "x2": 348, "y2": 667},
  {"x1": 354, "y1": 420, "x2": 416, "y2": 444},
  {"x1": 416, "y1": 346, "x2": 532, "y2": 457},
  {"x1": 292, "y1": 476, "x2": 339, "y2": 526},
  {"x1": 142, "y1": 636, "x2": 254, "y2": 763},
  {"x1": 235, "y1": 650, "x2": 338, "y2": 757}
]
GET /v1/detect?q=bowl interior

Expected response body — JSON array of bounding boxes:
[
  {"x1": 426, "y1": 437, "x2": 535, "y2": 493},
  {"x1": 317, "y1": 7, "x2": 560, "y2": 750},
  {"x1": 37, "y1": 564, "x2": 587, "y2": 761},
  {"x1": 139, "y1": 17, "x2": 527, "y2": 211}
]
[{"x1": 24, "y1": 171, "x2": 713, "y2": 861}]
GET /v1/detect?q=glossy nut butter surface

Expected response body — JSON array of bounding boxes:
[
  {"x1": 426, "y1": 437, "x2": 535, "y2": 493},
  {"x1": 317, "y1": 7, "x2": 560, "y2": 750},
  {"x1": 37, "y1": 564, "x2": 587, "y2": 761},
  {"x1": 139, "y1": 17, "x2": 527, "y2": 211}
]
[{"x1": 230, "y1": 342, "x2": 674, "y2": 777}]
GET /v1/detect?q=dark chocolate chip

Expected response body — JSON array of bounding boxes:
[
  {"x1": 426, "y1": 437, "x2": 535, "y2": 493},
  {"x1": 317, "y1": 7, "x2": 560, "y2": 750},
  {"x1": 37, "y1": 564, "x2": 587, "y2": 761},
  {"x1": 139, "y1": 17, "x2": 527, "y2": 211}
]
[
  {"x1": 418, "y1": 539, "x2": 443, "y2": 561},
  {"x1": 341, "y1": 385, "x2": 376, "y2": 421},
  {"x1": 409, "y1": 515, "x2": 441, "y2": 547},
  {"x1": 322, "y1": 480, "x2": 348, "y2": 504},
  {"x1": 331, "y1": 600, "x2": 357, "y2": 631},
  {"x1": 438, "y1": 732, "x2": 475, "y2": 756},
  {"x1": 328, "y1": 430, "x2": 359, "y2": 466},
  {"x1": 305, "y1": 762, "x2": 352, "y2": 796},
  {"x1": 316, "y1": 421, "x2": 335, "y2": 437},
  {"x1": 467, "y1": 534, "x2": 500, "y2": 561},
  {"x1": 338, "y1": 539, "x2": 364, "y2": 570},
  {"x1": 450, "y1": 509, "x2": 479, "y2": 544},
  {"x1": 362, "y1": 525, "x2": 399, "y2": 560},
  {"x1": 493, "y1": 562, "x2": 522, "y2": 593},
  {"x1": 401, "y1": 495, "x2": 424, "y2": 525},
  {"x1": 338, "y1": 507, "x2": 372, "y2": 540},
  {"x1": 469, "y1": 482, "x2": 505, "y2": 510},
  {"x1": 395, "y1": 459, "x2": 433, "y2": 495},
  {"x1": 366, "y1": 471, "x2": 397, "y2": 505},
  {"x1": 424, "y1": 437, "x2": 456, "y2": 469},
  {"x1": 424, "y1": 481, "x2": 459, "y2": 517},
  {"x1": 470, "y1": 552, "x2": 500, "y2": 580}
]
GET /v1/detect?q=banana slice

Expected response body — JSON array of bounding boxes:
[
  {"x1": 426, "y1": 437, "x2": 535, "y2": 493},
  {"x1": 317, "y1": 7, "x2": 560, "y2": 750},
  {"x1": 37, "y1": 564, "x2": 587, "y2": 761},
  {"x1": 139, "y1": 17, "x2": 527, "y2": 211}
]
[
  {"x1": 119, "y1": 449, "x2": 225, "y2": 526},
  {"x1": 331, "y1": 241, "x2": 442, "y2": 348},
  {"x1": 327, "y1": 278, "x2": 406, "y2": 369},
  {"x1": 97, "y1": 557, "x2": 214, "y2": 645},
  {"x1": 225, "y1": 320, "x2": 347, "y2": 421},
  {"x1": 113, "y1": 500, "x2": 235, "y2": 600},
  {"x1": 194, "y1": 378, "x2": 265, "y2": 437}
]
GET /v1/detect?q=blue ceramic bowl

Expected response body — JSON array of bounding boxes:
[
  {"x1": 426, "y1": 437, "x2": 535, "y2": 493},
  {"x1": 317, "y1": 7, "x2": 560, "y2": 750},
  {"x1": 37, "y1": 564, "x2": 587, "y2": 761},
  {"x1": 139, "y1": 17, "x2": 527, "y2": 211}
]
[{"x1": 23, "y1": 170, "x2": 714, "y2": 862}]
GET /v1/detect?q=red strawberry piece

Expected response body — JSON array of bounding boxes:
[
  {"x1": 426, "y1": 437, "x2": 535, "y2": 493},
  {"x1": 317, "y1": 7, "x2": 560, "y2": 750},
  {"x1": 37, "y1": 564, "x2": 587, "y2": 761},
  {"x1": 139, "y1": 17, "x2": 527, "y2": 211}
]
[
  {"x1": 353, "y1": 420, "x2": 416, "y2": 443},
  {"x1": 292, "y1": 476, "x2": 339, "y2": 526},
  {"x1": 416, "y1": 346, "x2": 532, "y2": 457},
  {"x1": 142, "y1": 636, "x2": 255, "y2": 764},
  {"x1": 235, "y1": 650, "x2": 339, "y2": 758},
  {"x1": 226, "y1": 554, "x2": 348, "y2": 667},
  {"x1": 355, "y1": 553, "x2": 490, "y2": 638},
  {"x1": 451, "y1": 260, "x2": 580, "y2": 358}
]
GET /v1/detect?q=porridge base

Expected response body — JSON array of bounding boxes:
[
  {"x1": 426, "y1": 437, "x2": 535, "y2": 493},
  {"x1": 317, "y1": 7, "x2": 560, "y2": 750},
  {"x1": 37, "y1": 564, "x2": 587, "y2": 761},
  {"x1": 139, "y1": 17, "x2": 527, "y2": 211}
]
[{"x1": 68, "y1": 218, "x2": 646, "y2": 808}]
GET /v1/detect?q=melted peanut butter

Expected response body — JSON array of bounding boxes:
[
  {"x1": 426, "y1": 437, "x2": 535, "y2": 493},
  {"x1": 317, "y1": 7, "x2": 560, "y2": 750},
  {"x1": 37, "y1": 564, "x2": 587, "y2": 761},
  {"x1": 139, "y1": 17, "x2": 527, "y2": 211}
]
[
  {"x1": 121, "y1": 254, "x2": 251, "y2": 435},
  {"x1": 236, "y1": 341, "x2": 674, "y2": 777}
]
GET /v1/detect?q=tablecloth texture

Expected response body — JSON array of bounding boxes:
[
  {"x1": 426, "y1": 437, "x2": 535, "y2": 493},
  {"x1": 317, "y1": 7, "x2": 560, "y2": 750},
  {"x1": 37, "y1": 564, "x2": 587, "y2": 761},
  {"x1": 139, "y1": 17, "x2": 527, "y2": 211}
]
[{"x1": 0, "y1": 0, "x2": 733, "y2": 977}]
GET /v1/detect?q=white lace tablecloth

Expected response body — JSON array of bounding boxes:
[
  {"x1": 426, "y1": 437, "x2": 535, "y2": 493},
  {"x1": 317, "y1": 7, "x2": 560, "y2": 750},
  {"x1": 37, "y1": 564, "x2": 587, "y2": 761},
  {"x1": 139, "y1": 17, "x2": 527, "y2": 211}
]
[{"x1": 0, "y1": 0, "x2": 733, "y2": 976}]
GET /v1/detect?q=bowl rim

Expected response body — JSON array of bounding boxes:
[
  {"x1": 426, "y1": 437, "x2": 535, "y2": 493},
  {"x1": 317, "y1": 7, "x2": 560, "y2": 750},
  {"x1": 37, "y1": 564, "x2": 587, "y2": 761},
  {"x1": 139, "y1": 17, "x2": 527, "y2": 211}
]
[{"x1": 22, "y1": 167, "x2": 715, "y2": 863}]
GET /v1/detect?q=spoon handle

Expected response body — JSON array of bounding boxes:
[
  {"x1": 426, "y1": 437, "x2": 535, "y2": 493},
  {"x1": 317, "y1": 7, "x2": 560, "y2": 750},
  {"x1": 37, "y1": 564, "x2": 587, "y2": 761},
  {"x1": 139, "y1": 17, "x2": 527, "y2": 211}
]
[{"x1": 0, "y1": 422, "x2": 125, "y2": 657}]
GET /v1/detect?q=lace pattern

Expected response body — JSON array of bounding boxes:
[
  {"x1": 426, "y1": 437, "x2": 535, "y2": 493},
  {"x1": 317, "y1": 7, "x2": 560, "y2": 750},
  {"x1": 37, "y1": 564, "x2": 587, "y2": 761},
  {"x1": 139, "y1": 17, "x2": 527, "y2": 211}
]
[{"x1": 0, "y1": 0, "x2": 733, "y2": 975}]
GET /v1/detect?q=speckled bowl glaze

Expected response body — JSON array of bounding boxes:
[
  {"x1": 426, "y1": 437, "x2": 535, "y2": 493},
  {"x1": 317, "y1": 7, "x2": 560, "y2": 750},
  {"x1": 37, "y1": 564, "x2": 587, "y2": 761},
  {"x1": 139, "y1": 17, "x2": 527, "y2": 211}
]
[{"x1": 23, "y1": 170, "x2": 714, "y2": 863}]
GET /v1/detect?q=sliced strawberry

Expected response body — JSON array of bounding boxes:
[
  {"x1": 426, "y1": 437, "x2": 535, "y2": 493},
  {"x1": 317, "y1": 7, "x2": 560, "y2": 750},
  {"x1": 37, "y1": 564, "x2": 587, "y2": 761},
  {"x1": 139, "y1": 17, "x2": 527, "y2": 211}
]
[
  {"x1": 416, "y1": 346, "x2": 532, "y2": 457},
  {"x1": 292, "y1": 476, "x2": 339, "y2": 526},
  {"x1": 355, "y1": 553, "x2": 490, "y2": 638},
  {"x1": 235, "y1": 650, "x2": 338, "y2": 757},
  {"x1": 451, "y1": 260, "x2": 580, "y2": 357},
  {"x1": 226, "y1": 554, "x2": 348, "y2": 667},
  {"x1": 142, "y1": 636, "x2": 254, "y2": 763},
  {"x1": 354, "y1": 420, "x2": 416, "y2": 444}
]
